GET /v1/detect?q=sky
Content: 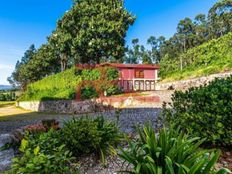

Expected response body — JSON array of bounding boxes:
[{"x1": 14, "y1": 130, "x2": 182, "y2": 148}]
[{"x1": 0, "y1": 0, "x2": 218, "y2": 85}]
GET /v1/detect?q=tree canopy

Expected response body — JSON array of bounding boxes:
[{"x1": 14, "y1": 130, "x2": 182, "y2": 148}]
[{"x1": 9, "y1": 0, "x2": 135, "y2": 88}]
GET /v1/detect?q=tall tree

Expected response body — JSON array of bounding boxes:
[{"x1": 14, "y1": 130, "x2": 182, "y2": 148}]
[
  {"x1": 208, "y1": 0, "x2": 232, "y2": 38},
  {"x1": 7, "y1": 44, "x2": 36, "y2": 88},
  {"x1": 57, "y1": 0, "x2": 135, "y2": 65},
  {"x1": 125, "y1": 38, "x2": 141, "y2": 64}
]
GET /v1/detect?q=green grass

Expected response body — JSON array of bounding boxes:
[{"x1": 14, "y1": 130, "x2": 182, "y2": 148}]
[
  {"x1": 19, "y1": 67, "x2": 81, "y2": 101},
  {"x1": 0, "y1": 101, "x2": 15, "y2": 108},
  {"x1": 161, "y1": 32, "x2": 232, "y2": 82}
]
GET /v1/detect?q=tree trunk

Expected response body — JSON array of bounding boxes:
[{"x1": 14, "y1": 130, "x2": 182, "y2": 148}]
[{"x1": 61, "y1": 53, "x2": 67, "y2": 71}]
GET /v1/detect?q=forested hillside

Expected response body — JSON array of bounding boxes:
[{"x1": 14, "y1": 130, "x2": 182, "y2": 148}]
[{"x1": 160, "y1": 32, "x2": 232, "y2": 81}]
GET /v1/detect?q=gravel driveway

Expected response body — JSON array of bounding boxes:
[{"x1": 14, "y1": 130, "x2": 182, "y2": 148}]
[{"x1": 0, "y1": 108, "x2": 161, "y2": 134}]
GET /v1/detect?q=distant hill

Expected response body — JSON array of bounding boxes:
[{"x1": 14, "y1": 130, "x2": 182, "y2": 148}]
[
  {"x1": 0, "y1": 85, "x2": 12, "y2": 91},
  {"x1": 160, "y1": 32, "x2": 232, "y2": 82}
]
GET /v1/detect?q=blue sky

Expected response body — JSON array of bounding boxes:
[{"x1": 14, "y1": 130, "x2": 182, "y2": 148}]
[{"x1": 0, "y1": 0, "x2": 218, "y2": 85}]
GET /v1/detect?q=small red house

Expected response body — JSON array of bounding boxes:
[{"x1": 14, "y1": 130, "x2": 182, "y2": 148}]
[{"x1": 99, "y1": 63, "x2": 160, "y2": 92}]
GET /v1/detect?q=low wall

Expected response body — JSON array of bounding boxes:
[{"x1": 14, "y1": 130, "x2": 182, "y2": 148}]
[
  {"x1": 157, "y1": 71, "x2": 232, "y2": 90},
  {"x1": 17, "y1": 95, "x2": 161, "y2": 114}
]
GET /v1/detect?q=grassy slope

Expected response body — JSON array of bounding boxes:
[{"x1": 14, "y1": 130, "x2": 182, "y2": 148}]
[
  {"x1": 161, "y1": 32, "x2": 232, "y2": 82},
  {"x1": 19, "y1": 67, "x2": 81, "y2": 101}
]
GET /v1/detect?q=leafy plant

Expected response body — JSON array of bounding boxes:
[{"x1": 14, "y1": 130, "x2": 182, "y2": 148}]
[
  {"x1": 119, "y1": 124, "x2": 229, "y2": 174},
  {"x1": 81, "y1": 86, "x2": 99, "y2": 99},
  {"x1": 162, "y1": 76, "x2": 232, "y2": 147},
  {"x1": 61, "y1": 116, "x2": 122, "y2": 164},
  {"x1": 6, "y1": 130, "x2": 78, "y2": 174}
]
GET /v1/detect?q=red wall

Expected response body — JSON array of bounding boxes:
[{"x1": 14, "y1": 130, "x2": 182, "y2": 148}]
[
  {"x1": 119, "y1": 68, "x2": 157, "y2": 80},
  {"x1": 144, "y1": 70, "x2": 155, "y2": 79},
  {"x1": 120, "y1": 68, "x2": 135, "y2": 80}
]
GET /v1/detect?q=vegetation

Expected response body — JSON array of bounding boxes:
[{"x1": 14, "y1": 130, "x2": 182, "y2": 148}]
[
  {"x1": 61, "y1": 116, "x2": 122, "y2": 164},
  {"x1": 162, "y1": 76, "x2": 232, "y2": 147},
  {"x1": 119, "y1": 124, "x2": 228, "y2": 174},
  {"x1": 19, "y1": 66, "x2": 120, "y2": 101},
  {"x1": 160, "y1": 32, "x2": 232, "y2": 81},
  {"x1": 8, "y1": 0, "x2": 135, "y2": 89},
  {"x1": 6, "y1": 130, "x2": 77, "y2": 174},
  {"x1": 19, "y1": 67, "x2": 81, "y2": 101},
  {"x1": 0, "y1": 90, "x2": 17, "y2": 101},
  {"x1": 6, "y1": 116, "x2": 122, "y2": 172},
  {"x1": 0, "y1": 101, "x2": 15, "y2": 108},
  {"x1": 124, "y1": 0, "x2": 232, "y2": 70}
]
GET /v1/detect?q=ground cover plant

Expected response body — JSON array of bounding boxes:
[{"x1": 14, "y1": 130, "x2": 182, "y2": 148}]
[
  {"x1": 6, "y1": 129, "x2": 78, "y2": 174},
  {"x1": 162, "y1": 76, "x2": 232, "y2": 147},
  {"x1": 61, "y1": 116, "x2": 122, "y2": 164},
  {"x1": 160, "y1": 32, "x2": 232, "y2": 82},
  {"x1": 119, "y1": 124, "x2": 229, "y2": 174}
]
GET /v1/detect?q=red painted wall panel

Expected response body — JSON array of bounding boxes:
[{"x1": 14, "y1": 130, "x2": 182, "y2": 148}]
[
  {"x1": 120, "y1": 69, "x2": 135, "y2": 80},
  {"x1": 144, "y1": 70, "x2": 155, "y2": 79}
]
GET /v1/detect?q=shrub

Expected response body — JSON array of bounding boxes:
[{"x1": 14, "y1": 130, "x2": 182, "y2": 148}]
[
  {"x1": 7, "y1": 130, "x2": 78, "y2": 174},
  {"x1": 81, "y1": 86, "x2": 99, "y2": 99},
  {"x1": 119, "y1": 124, "x2": 229, "y2": 174},
  {"x1": 61, "y1": 116, "x2": 122, "y2": 164},
  {"x1": 162, "y1": 76, "x2": 232, "y2": 147}
]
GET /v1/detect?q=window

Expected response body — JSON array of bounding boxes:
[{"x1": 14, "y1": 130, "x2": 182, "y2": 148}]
[{"x1": 135, "y1": 70, "x2": 144, "y2": 78}]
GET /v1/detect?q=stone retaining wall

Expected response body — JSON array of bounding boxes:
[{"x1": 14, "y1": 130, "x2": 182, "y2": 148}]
[
  {"x1": 17, "y1": 95, "x2": 161, "y2": 114},
  {"x1": 157, "y1": 71, "x2": 232, "y2": 90}
]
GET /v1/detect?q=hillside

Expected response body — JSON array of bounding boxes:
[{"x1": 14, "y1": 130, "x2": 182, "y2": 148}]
[
  {"x1": 160, "y1": 32, "x2": 232, "y2": 82},
  {"x1": 19, "y1": 66, "x2": 119, "y2": 101},
  {"x1": 19, "y1": 67, "x2": 81, "y2": 101}
]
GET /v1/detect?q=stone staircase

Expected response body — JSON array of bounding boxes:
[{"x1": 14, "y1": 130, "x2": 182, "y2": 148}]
[{"x1": 0, "y1": 134, "x2": 14, "y2": 173}]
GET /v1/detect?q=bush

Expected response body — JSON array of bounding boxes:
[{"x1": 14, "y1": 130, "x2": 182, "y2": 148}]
[
  {"x1": 7, "y1": 130, "x2": 77, "y2": 174},
  {"x1": 81, "y1": 86, "x2": 99, "y2": 99},
  {"x1": 119, "y1": 124, "x2": 229, "y2": 174},
  {"x1": 61, "y1": 116, "x2": 122, "y2": 164},
  {"x1": 162, "y1": 76, "x2": 232, "y2": 147}
]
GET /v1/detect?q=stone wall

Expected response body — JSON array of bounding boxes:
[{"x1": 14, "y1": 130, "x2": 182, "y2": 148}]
[
  {"x1": 17, "y1": 100, "x2": 99, "y2": 114},
  {"x1": 17, "y1": 95, "x2": 162, "y2": 114},
  {"x1": 157, "y1": 71, "x2": 232, "y2": 90}
]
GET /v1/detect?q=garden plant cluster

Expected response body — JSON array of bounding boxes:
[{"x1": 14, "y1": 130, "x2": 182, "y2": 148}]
[{"x1": 4, "y1": 76, "x2": 232, "y2": 174}]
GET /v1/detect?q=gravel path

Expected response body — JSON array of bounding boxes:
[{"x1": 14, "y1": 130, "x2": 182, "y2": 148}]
[{"x1": 0, "y1": 108, "x2": 161, "y2": 134}]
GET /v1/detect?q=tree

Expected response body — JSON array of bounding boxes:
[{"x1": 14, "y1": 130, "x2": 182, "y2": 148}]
[
  {"x1": 57, "y1": 0, "x2": 135, "y2": 64},
  {"x1": 8, "y1": 44, "x2": 37, "y2": 88},
  {"x1": 208, "y1": 0, "x2": 232, "y2": 38},
  {"x1": 125, "y1": 38, "x2": 141, "y2": 64}
]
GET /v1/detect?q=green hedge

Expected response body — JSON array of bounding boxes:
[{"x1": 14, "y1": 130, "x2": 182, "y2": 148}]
[
  {"x1": 19, "y1": 66, "x2": 120, "y2": 101},
  {"x1": 19, "y1": 67, "x2": 81, "y2": 101},
  {"x1": 162, "y1": 76, "x2": 232, "y2": 146},
  {"x1": 161, "y1": 32, "x2": 232, "y2": 81}
]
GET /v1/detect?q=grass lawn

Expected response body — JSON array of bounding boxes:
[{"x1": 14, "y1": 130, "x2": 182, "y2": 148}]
[{"x1": 0, "y1": 101, "x2": 15, "y2": 108}]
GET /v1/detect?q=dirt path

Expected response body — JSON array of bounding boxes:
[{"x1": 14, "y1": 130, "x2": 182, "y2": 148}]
[{"x1": 0, "y1": 105, "x2": 32, "y2": 117}]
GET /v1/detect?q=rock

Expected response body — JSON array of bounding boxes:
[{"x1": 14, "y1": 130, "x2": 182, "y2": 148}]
[{"x1": 0, "y1": 134, "x2": 15, "y2": 173}]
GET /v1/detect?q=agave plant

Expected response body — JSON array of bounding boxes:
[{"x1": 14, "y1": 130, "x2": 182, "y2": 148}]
[{"x1": 118, "y1": 125, "x2": 229, "y2": 174}]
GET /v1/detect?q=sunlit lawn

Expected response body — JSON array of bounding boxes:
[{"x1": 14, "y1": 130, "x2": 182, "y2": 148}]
[{"x1": 0, "y1": 101, "x2": 15, "y2": 108}]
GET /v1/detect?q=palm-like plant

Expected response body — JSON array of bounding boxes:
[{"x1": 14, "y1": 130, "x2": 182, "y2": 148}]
[{"x1": 119, "y1": 125, "x2": 229, "y2": 174}]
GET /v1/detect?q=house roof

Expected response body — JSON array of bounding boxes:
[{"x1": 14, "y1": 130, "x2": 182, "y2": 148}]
[
  {"x1": 99, "y1": 63, "x2": 160, "y2": 69},
  {"x1": 76, "y1": 63, "x2": 160, "y2": 70}
]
